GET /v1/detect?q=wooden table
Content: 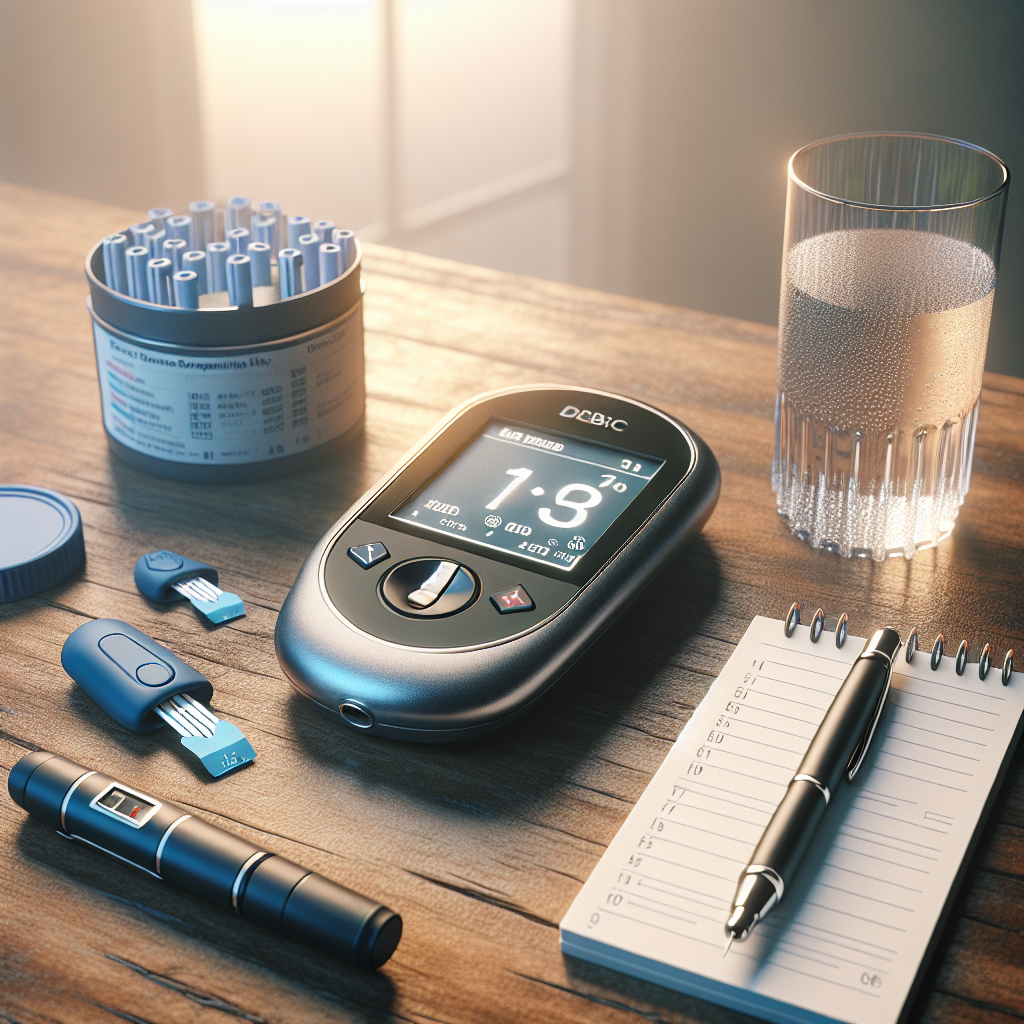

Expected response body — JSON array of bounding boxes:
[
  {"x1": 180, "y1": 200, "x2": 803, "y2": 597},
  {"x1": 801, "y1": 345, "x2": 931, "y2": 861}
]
[{"x1": 1, "y1": 182, "x2": 1021, "y2": 1024}]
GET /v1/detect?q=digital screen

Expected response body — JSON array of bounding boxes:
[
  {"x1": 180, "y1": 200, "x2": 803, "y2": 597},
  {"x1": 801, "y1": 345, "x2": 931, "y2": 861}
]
[{"x1": 390, "y1": 418, "x2": 665, "y2": 571}]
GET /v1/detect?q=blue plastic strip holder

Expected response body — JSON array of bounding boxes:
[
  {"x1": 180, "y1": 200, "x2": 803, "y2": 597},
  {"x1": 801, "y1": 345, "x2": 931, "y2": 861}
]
[
  {"x1": 61, "y1": 618, "x2": 213, "y2": 733},
  {"x1": 134, "y1": 549, "x2": 245, "y2": 624},
  {"x1": 61, "y1": 618, "x2": 254, "y2": 777},
  {"x1": 134, "y1": 549, "x2": 217, "y2": 601}
]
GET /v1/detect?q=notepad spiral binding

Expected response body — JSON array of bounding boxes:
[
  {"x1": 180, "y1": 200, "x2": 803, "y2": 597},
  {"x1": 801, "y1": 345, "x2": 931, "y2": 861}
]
[{"x1": 784, "y1": 602, "x2": 1015, "y2": 685}]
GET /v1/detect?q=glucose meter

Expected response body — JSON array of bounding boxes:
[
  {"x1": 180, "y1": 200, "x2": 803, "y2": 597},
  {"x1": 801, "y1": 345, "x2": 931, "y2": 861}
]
[{"x1": 275, "y1": 385, "x2": 719, "y2": 741}]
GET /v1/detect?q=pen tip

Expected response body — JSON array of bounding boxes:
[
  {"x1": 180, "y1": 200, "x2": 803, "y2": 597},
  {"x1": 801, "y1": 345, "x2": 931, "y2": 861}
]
[{"x1": 723, "y1": 934, "x2": 734, "y2": 957}]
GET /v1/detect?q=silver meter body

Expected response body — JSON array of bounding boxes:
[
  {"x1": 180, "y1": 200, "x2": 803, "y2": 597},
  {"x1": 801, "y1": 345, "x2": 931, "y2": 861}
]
[{"x1": 275, "y1": 385, "x2": 720, "y2": 741}]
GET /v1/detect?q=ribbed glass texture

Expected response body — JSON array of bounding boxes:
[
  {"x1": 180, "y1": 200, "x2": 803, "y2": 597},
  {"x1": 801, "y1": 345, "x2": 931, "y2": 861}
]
[{"x1": 773, "y1": 133, "x2": 1009, "y2": 560}]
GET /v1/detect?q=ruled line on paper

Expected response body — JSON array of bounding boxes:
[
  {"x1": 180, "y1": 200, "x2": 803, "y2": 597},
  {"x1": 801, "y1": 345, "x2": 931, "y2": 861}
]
[{"x1": 561, "y1": 615, "x2": 1024, "y2": 1024}]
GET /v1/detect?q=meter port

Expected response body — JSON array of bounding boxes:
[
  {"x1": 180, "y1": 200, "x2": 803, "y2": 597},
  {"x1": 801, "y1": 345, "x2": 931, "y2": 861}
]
[{"x1": 340, "y1": 702, "x2": 375, "y2": 729}]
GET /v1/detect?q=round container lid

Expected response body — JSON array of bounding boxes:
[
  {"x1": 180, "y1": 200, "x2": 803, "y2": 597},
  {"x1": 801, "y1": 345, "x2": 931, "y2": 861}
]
[{"x1": 0, "y1": 485, "x2": 85, "y2": 602}]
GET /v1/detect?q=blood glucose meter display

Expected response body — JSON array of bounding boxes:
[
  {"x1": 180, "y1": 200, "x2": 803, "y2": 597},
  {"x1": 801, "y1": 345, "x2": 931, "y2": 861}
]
[{"x1": 390, "y1": 418, "x2": 665, "y2": 571}]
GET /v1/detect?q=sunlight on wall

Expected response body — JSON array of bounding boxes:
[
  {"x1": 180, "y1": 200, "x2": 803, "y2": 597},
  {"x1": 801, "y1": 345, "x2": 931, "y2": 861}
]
[
  {"x1": 194, "y1": 0, "x2": 573, "y2": 279},
  {"x1": 195, "y1": 0, "x2": 386, "y2": 234}
]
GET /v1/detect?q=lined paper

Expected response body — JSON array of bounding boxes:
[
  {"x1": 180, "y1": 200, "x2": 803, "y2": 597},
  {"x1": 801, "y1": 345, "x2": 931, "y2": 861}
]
[{"x1": 560, "y1": 616, "x2": 1024, "y2": 1024}]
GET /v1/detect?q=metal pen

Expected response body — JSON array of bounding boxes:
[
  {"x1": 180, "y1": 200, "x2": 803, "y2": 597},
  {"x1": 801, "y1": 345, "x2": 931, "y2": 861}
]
[{"x1": 724, "y1": 627, "x2": 901, "y2": 952}]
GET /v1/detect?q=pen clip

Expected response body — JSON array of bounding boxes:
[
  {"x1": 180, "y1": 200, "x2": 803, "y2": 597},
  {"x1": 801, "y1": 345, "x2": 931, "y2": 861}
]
[{"x1": 846, "y1": 663, "x2": 893, "y2": 783}]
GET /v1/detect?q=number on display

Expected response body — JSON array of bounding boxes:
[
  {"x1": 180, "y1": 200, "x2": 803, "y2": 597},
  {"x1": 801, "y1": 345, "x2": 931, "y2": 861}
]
[
  {"x1": 486, "y1": 468, "x2": 614, "y2": 531},
  {"x1": 486, "y1": 468, "x2": 533, "y2": 510},
  {"x1": 538, "y1": 484, "x2": 602, "y2": 529}
]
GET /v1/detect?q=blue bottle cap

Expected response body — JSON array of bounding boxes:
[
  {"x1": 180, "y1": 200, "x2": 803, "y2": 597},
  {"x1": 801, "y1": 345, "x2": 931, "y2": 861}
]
[{"x1": 0, "y1": 485, "x2": 85, "y2": 602}]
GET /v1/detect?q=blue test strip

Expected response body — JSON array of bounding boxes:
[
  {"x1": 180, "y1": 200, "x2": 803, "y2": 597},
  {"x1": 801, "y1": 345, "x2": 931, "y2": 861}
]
[
  {"x1": 102, "y1": 234, "x2": 129, "y2": 294},
  {"x1": 189, "y1": 200, "x2": 216, "y2": 250},
  {"x1": 227, "y1": 226, "x2": 250, "y2": 255},
  {"x1": 251, "y1": 216, "x2": 276, "y2": 252},
  {"x1": 333, "y1": 228, "x2": 356, "y2": 272},
  {"x1": 225, "y1": 195, "x2": 251, "y2": 232},
  {"x1": 173, "y1": 270, "x2": 200, "y2": 309},
  {"x1": 130, "y1": 222, "x2": 154, "y2": 247},
  {"x1": 182, "y1": 250, "x2": 208, "y2": 294},
  {"x1": 147, "y1": 257, "x2": 174, "y2": 305},
  {"x1": 206, "y1": 241, "x2": 230, "y2": 292},
  {"x1": 247, "y1": 242, "x2": 272, "y2": 286},
  {"x1": 288, "y1": 215, "x2": 311, "y2": 249},
  {"x1": 125, "y1": 246, "x2": 150, "y2": 301},
  {"x1": 299, "y1": 233, "x2": 321, "y2": 289},
  {"x1": 226, "y1": 254, "x2": 253, "y2": 306},
  {"x1": 319, "y1": 242, "x2": 343, "y2": 284},
  {"x1": 258, "y1": 201, "x2": 284, "y2": 251},
  {"x1": 147, "y1": 207, "x2": 173, "y2": 230},
  {"x1": 278, "y1": 248, "x2": 303, "y2": 298},
  {"x1": 146, "y1": 229, "x2": 166, "y2": 259},
  {"x1": 166, "y1": 214, "x2": 194, "y2": 248},
  {"x1": 163, "y1": 236, "x2": 187, "y2": 272}
]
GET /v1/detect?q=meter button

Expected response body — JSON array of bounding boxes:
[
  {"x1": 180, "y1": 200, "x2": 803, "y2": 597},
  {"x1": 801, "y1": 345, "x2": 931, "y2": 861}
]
[
  {"x1": 380, "y1": 559, "x2": 478, "y2": 617},
  {"x1": 136, "y1": 662, "x2": 174, "y2": 686},
  {"x1": 347, "y1": 542, "x2": 390, "y2": 569},
  {"x1": 490, "y1": 586, "x2": 535, "y2": 614},
  {"x1": 407, "y1": 561, "x2": 460, "y2": 608}
]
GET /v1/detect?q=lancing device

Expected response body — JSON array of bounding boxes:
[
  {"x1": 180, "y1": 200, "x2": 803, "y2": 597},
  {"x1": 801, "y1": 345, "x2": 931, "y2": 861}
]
[
  {"x1": 8, "y1": 751, "x2": 402, "y2": 970},
  {"x1": 724, "y1": 627, "x2": 902, "y2": 952}
]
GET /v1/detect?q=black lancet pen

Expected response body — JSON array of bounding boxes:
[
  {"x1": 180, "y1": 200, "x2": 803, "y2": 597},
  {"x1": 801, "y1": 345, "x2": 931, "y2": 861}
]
[{"x1": 723, "y1": 627, "x2": 902, "y2": 954}]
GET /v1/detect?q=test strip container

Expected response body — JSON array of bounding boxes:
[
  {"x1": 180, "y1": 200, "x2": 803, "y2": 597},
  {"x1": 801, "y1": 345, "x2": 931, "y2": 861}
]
[{"x1": 85, "y1": 234, "x2": 364, "y2": 483}]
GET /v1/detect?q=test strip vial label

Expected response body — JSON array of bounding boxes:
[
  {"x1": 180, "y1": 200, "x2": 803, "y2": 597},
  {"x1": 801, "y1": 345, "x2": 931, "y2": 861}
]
[{"x1": 91, "y1": 306, "x2": 363, "y2": 466}]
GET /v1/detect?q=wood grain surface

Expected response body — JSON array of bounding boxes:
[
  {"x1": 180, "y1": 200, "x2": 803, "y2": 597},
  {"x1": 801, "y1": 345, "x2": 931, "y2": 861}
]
[{"x1": 0, "y1": 181, "x2": 1021, "y2": 1024}]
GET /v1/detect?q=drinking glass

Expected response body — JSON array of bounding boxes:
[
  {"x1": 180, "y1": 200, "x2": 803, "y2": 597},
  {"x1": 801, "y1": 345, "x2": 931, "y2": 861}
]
[{"x1": 773, "y1": 132, "x2": 1009, "y2": 560}]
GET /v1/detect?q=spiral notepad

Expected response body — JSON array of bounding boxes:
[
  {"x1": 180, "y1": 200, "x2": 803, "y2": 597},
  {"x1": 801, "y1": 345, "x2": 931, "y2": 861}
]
[{"x1": 560, "y1": 615, "x2": 1023, "y2": 1024}]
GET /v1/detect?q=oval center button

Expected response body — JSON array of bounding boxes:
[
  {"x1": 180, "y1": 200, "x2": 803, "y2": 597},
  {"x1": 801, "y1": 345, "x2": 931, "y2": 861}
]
[{"x1": 380, "y1": 558, "x2": 479, "y2": 618}]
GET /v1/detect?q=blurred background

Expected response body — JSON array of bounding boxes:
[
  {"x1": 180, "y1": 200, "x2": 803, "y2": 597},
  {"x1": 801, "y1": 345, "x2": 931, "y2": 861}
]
[{"x1": 0, "y1": 0, "x2": 1020, "y2": 375}]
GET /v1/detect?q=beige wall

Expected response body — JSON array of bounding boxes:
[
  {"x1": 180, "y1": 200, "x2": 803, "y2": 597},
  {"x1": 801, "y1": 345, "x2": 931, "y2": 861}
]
[
  {"x1": 571, "y1": 0, "x2": 1023, "y2": 376},
  {"x1": 0, "y1": 0, "x2": 1019, "y2": 375},
  {"x1": 0, "y1": 0, "x2": 203, "y2": 214}
]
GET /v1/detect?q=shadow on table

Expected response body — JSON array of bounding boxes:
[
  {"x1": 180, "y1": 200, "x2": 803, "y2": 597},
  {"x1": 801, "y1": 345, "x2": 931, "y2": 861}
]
[
  {"x1": 13, "y1": 815, "x2": 398, "y2": 1021},
  {"x1": 104, "y1": 428, "x2": 375, "y2": 553},
  {"x1": 283, "y1": 535, "x2": 723, "y2": 818}
]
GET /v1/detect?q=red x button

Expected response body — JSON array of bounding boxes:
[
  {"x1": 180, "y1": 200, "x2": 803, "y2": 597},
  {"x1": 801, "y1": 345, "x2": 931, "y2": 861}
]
[{"x1": 489, "y1": 586, "x2": 535, "y2": 614}]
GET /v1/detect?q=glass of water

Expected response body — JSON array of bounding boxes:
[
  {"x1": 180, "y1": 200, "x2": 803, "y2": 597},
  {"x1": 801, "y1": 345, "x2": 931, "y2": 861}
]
[{"x1": 773, "y1": 132, "x2": 1009, "y2": 560}]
